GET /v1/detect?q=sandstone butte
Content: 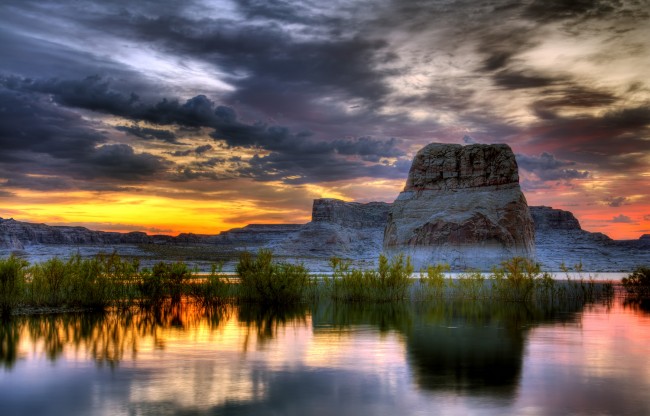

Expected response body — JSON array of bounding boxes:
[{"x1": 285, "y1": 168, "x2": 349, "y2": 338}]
[{"x1": 383, "y1": 143, "x2": 535, "y2": 269}]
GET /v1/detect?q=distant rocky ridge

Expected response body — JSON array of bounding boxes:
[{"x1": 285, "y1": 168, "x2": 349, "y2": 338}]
[
  {"x1": 1, "y1": 201, "x2": 649, "y2": 271},
  {"x1": 529, "y1": 206, "x2": 649, "y2": 271},
  {"x1": 0, "y1": 217, "x2": 176, "y2": 249},
  {"x1": 270, "y1": 199, "x2": 390, "y2": 260},
  {"x1": 384, "y1": 143, "x2": 535, "y2": 269},
  {"x1": 2, "y1": 140, "x2": 649, "y2": 271}
]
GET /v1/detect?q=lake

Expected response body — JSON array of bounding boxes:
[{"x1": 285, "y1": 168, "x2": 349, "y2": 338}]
[{"x1": 1, "y1": 296, "x2": 649, "y2": 415}]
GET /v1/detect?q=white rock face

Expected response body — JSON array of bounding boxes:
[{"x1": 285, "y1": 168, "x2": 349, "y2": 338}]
[
  {"x1": 272, "y1": 198, "x2": 390, "y2": 261},
  {"x1": 383, "y1": 143, "x2": 535, "y2": 270}
]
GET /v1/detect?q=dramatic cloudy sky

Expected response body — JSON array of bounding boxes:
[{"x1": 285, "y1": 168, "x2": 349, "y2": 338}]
[{"x1": 1, "y1": 0, "x2": 649, "y2": 238}]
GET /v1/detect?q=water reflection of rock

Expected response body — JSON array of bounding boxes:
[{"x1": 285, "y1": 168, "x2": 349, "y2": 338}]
[{"x1": 311, "y1": 300, "x2": 583, "y2": 396}]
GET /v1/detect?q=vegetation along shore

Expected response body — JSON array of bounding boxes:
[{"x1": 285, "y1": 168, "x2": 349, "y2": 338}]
[{"x1": 1, "y1": 250, "x2": 642, "y2": 317}]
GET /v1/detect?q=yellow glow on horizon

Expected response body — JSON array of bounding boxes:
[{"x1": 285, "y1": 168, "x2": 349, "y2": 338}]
[{"x1": 3, "y1": 188, "x2": 305, "y2": 235}]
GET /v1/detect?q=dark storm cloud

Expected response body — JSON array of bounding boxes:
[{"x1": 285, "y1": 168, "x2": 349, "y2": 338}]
[
  {"x1": 1, "y1": 75, "x2": 406, "y2": 184},
  {"x1": 522, "y1": 0, "x2": 634, "y2": 23},
  {"x1": 85, "y1": 10, "x2": 397, "y2": 111},
  {"x1": 115, "y1": 125, "x2": 178, "y2": 143},
  {"x1": 194, "y1": 144, "x2": 212, "y2": 154},
  {"x1": 516, "y1": 152, "x2": 590, "y2": 181},
  {"x1": 1, "y1": 0, "x2": 648, "y2": 195},
  {"x1": 0, "y1": 86, "x2": 104, "y2": 160},
  {"x1": 0, "y1": 85, "x2": 171, "y2": 189},
  {"x1": 493, "y1": 70, "x2": 558, "y2": 90},
  {"x1": 525, "y1": 104, "x2": 650, "y2": 172},
  {"x1": 242, "y1": 151, "x2": 408, "y2": 184},
  {"x1": 168, "y1": 144, "x2": 213, "y2": 157},
  {"x1": 532, "y1": 86, "x2": 618, "y2": 119},
  {"x1": 83, "y1": 144, "x2": 170, "y2": 180}
]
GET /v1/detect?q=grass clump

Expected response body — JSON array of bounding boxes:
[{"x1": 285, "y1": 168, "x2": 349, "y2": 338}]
[
  {"x1": 327, "y1": 254, "x2": 413, "y2": 302},
  {"x1": 0, "y1": 256, "x2": 29, "y2": 316},
  {"x1": 236, "y1": 250, "x2": 310, "y2": 304}
]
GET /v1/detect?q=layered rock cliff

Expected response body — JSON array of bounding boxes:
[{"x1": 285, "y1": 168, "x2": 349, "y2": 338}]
[
  {"x1": 0, "y1": 217, "x2": 175, "y2": 249},
  {"x1": 384, "y1": 143, "x2": 535, "y2": 269},
  {"x1": 272, "y1": 198, "x2": 390, "y2": 260},
  {"x1": 529, "y1": 206, "x2": 649, "y2": 271}
]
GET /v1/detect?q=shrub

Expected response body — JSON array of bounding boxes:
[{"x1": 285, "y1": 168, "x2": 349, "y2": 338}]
[
  {"x1": 452, "y1": 270, "x2": 485, "y2": 300},
  {"x1": 491, "y1": 257, "x2": 543, "y2": 302},
  {"x1": 328, "y1": 254, "x2": 413, "y2": 302},
  {"x1": 65, "y1": 255, "x2": 113, "y2": 309},
  {"x1": 236, "y1": 250, "x2": 309, "y2": 304},
  {"x1": 139, "y1": 261, "x2": 193, "y2": 304},
  {"x1": 0, "y1": 256, "x2": 28, "y2": 315},
  {"x1": 622, "y1": 266, "x2": 650, "y2": 297},
  {"x1": 28, "y1": 254, "x2": 119, "y2": 309},
  {"x1": 189, "y1": 262, "x2": 231, "y2": 305},
  {"x1": 29, "y1": 257, "x2": 69, "y2": 306},
  {"x1": 418, "y1": 263, "x2": 450, "y2": 299},
  {"x1": 96, "y1": 252, "x2": 140, "y2": 304}
]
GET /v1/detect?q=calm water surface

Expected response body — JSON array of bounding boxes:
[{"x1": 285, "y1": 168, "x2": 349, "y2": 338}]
[{"x1": 1, "y1": 298, "x2": 649, "y2": 415}]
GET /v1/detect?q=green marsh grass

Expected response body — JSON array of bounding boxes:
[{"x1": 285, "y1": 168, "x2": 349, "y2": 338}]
[
  {"x1": 417, "y1": 263, "x2": 451, "y2": 300},
  {"x1": 139, "y1": 261, "x2": 193, "y2": 304},
  {"x1": 28, "y1": 253, "x2": 140, "y2": 309},
  {"x1": 0, "y1": 252, "x2": 621, "y2": 313},
  {"x1": 236, "y1": 250, "x2": 310, "y2": 304},
  {"x1": 0, "y1": 256, "x2": 28, "y2": 316},
  {"x1": 326, "y1": 254, "x2": 413, "y2": 302},
  {"x1": 188, "y1": 262, "x2": 232, "y2": 305}
]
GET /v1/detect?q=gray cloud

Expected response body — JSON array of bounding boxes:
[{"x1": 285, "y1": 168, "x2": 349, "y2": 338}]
[
  {"x1": 606, "y1": 196, "x2": 628, "y2": 208},
  {"x1": 516, "y1": 152, "x2": 590, "y2": 181},
  {"x1": 115, "y1": 125, "x2": 178, "y2": 143},
  {"x1": 611, "y1": 214, "x2": 635, "y2": 223},
  {"x1": 0, "y1": 85, "x2": 171, "y2": 189},
  {"x1": 0, "y1": 0, "x2": 648, "y2": 207}
]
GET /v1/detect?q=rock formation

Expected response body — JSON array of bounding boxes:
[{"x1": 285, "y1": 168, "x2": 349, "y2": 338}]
[
  {"x1": 214, "y1": 224, "x2": 304, "y2": 247},
  {"x1": 383, "y1": 143, "x2": 535, "y2": 269},
  {"x1": 273, "y1": 198, "x2": 390, "y2": 261},
  {"x1": 0, "y1": 217, "x2": 175, "y2": 249},
  {"x1": 530, "y1": 206, "x2": 650, "y2": 271},
  {"x1": 3, "y1": 202, "x2": 649, "y2": 271}
]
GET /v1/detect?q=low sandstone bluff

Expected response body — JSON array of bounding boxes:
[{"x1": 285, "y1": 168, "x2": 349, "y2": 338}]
[
  {"x1": 272, "y1": 199, "x2": 390, "y2": 259},
  {"x1": 383, "y1": 143, "x2": 535, "y2": 269},
  {"x1": 530, "y1": 206, "x2": 650, "y2": 271}
]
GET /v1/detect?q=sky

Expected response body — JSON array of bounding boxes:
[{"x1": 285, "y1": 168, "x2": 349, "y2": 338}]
[{"x1": 0, "y1": 0, "x2": 649, "y2": 239}]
